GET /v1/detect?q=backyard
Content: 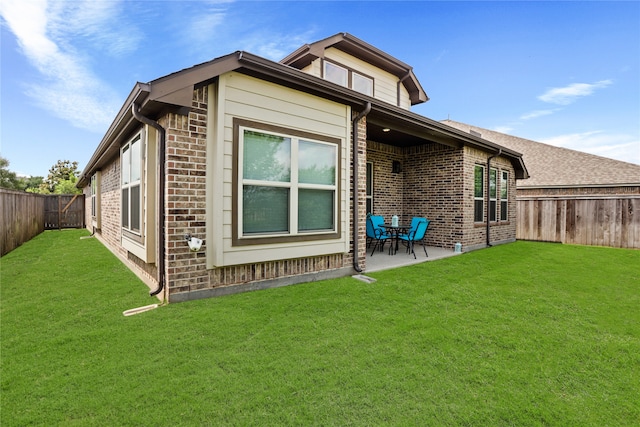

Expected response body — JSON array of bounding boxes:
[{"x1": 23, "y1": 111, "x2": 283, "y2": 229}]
[{"x1": 1, "y1": 229, "x2": 639, "y2": 426}]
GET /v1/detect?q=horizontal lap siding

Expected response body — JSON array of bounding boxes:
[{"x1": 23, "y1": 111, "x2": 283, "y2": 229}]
[
  {"x1": 220, "y1": 72, "x2": 350, "y2": 267},
  {"x1": 161, "y1": 74, "x2": 354, "y2": 301},
  {"x1": 324, "y1": 48, "x2": 410, "y2": 108}
]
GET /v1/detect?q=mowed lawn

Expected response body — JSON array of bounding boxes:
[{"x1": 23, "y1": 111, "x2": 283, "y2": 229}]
[{"x1": 1, "y1": 230, "x2": 639, "y2": 426}]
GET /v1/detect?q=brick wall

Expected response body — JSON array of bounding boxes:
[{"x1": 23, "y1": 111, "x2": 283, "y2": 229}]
[
  {"x1": 367, "y1": 141, "x2": 517, "y2": 251},
  {"x1": 164, "y1": 88, "x2": 361, "y2": 300}
]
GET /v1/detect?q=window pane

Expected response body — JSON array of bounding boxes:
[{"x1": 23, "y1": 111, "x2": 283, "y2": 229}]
[
  {"x1": 324, "y1": 62, "x2": 347, "y2": 87},
  {"x1": 131, "y1": 138, "x2": 141, "y2": 182},
  {"x1": 489, "y1": 169, "x2": 497, "y2": 198},
  {"x1": 298, "y1": 140, "x2": 336, "y2": 185},
  {"x1": 474, "y1": 199, "x2": 483, "y2": 222},
  {"x1": 122, "y1": 145, "x2": 130, "y2": 185},
  {"x1": 501, "y1": 201, "x2": 508, "y2": 221},
  {"x1": 473, "y1": 200, "x2": 484, "y2": 222},
  {"x1": 131, "y1": 184, "x2": 141, "y2": 232},
  {"x1": 243, "y1": 186, "x2": 289, "y2": 234},
  {"x1": 501, "y1": 171, "x2": 508, "y2": 199},
  {"x1": 243, "y1": 131, "x2": 290, "y2": 182},
  {"x1": 474, "y1": 166, "x2": 483, "y2": 198},
  {"x1": 299, "y1": 189, "x2": 334, "y2": 231},
  {"x1": 122, "y1": 188, "x2": 129, "y2": 228},
  {"x1": 366, "y1": 162, "x2": 373, "y2": 197},
  {"x1": 490, "y1": 200, "x2": 497, "y2": 221},
  {"x1": 352, "y1": 72, "x2": 373, "y2": 96}
]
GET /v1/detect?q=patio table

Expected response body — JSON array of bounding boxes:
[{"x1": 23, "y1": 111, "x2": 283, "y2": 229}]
[{"x1": 380, "y1": 224, "x2": 411, "y2": 255}]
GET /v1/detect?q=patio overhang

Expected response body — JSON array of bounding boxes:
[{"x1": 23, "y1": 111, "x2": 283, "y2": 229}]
[{"x1": 364, "y1": 103, "x2": 529, "y2": 179}]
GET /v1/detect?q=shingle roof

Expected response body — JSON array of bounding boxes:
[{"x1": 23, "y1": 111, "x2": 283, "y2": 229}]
[{"x1": 441, "y1": 120, "x2": 640, "y2": 188}]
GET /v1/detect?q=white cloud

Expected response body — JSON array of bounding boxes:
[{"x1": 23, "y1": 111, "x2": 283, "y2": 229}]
[
  {"x1": 493, "y1": 126, "x2": 515, "y2": 134},
  {"x1": 0, "y1": 0, "x2": 130, "y2": 131},
  {"x1": 538, "y1": 80, "x2": 613, "y2": 105},
  {"x1": 239, "y1": 29, "x2": 318, "y2": 61},
  {"x1": 520, "y1": 109, "x2": 556, "y2": 120},
  {"x1": 541, "y1": 131, "x2": 640, "y2": 164}
]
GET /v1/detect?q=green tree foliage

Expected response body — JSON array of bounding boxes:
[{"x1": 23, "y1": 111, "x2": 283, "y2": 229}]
[
  {"x1": 0, "y1": 156, "x2": 44, "y2": 191},
  {"x1": 29, "y1": 160, "x2": 82, "y2": 194},
  {"x1": 0, "y1": 156, "x2": 21, "y2": 190}
]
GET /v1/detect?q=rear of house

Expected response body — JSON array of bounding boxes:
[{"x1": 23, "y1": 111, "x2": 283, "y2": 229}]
[{"x1": 79, "y1": 33, "x2": 527, "y2": 302}]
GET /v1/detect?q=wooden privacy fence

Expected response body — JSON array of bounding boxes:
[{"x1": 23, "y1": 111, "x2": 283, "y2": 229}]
[
  {"x1": 44, "y1": 194, "x2": 85, "y2": 230},
  {"x1": 517, "y1": 196, "x2": 640, "y2": 249},
  {"x1": 1, "y1": 189, "x2": 45, "y2": 256},
  {"x1": 1, "y1": 190, "x2": 85, "y2": 257}
]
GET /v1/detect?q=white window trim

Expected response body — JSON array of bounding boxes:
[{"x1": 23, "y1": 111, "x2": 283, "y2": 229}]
[
  {"x1": 489, "y1": 167, "x2": 498, "y2": 222},
  {"x1": 500, "y1": 170, "x2": 509, "y2": 221},
  {"x1": 121, "y1": 132, "x2": 143, "y2": 237},
  {"x1": 237, "y1": 125, "x2": 338, "y2": 240},
  {"x1": 120, "y1": 127, "x2": 156, "y2": 263},
  {"x1": 366, "y1": 161, "x2": 374, "y2": 214},
  {"x1": 474, "y1": 165, "x2": 484, "y2": 223},
  {"x1": 90, "y1": 171, "x2": 101, "y2": 229}
]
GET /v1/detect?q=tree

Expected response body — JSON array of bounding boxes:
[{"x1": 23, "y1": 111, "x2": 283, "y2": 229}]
[
  {"x1": 30, "y1": 160, "x2": 82, "y2": 194},
  {"x1": 0, "y1": 156, "x2": 21, "y2": 190}
]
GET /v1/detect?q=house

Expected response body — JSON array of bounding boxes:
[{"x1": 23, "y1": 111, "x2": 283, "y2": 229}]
[
  {"x1": 78, "y1": 33, "x2": 528, "y2": 302},
  {"x1": 441, "y1": 120, "x2": 640, "y2": 197},
  {"x1": 441, "y1": 120, "x2": 640, "y2": 248}
]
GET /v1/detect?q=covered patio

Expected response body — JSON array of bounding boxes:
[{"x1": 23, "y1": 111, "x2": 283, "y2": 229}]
[{"x1": 364, "y1": 244, "x2": 460, "y2": 273}]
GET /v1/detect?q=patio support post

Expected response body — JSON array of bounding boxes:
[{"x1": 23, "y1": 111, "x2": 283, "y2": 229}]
[{"x1": 352, "y1": 102, "x2": 371, "y2": 272}]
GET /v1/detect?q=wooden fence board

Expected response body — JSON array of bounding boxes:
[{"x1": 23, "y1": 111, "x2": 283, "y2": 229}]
[
  {"x1": 517, "y1": 196, "x2": 639, "y2": 249},
  {"x1": 1, "y1": 190, "x2": 45, "y2": 256},
  {"x1": 1, "y1": 191, "x2": 84, "y2": 256}
]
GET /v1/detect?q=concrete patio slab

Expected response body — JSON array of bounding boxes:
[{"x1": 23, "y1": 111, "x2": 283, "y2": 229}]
[{"x1": 364, "y1": 244, "x2": 461, "y2": 273}]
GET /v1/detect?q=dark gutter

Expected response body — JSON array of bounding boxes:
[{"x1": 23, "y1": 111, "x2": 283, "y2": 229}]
[
  {"x1": 352, "y1": 102, "x2": 371, "y2": 273},
  {"x1": 131, "y1": 104, "x2": 166, "y2": 298}
]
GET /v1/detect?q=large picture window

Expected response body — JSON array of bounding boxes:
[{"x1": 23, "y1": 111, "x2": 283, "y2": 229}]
[
  {"x1": 236, "y1": 121, "x2": 339, "y2": 242},
  {"x1": 121, "y1": 133, "x2": 142, "y2": 234},
  {"x1": 474, "y1": 165, "x2": 484, "y2": 222},
  {"x1": 500, "y1": 171, "x2": 509, "y2": 221}
]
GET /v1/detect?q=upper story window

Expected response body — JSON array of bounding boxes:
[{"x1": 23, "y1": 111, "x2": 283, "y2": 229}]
[
  {"x1": 323, "y1": 60, "x2": 373, "y2": 96},
  {"x1": 235, "y1": 120, "x2": 340, "y2": 244},
  {"x1": 121, "y1": 133, "x2": 142, "y2": 234}
]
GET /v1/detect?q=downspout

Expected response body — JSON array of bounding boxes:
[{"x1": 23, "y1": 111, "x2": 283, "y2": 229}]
[
  {"x1": 397, "y1": 72, "x2": 411, "y2": 107},
  {"x1": 486, "y1": 148, "x2": 502, "y2": 247},
  {"x1": 132, "y1": 104, "x2": 166, "y2": 298},
  {"x1": 352, "y1": 102, "x2": 372, "y2": 272}
]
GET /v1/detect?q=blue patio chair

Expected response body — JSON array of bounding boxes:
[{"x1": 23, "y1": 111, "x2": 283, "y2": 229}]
[
  {"x1": 398, "y1": 217, "x2": 430, "y2": 258},
  {"x1": 366, "y1": 215, "x2": 390, "y2": 256}
]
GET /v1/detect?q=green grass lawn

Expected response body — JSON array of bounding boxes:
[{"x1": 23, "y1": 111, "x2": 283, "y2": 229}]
[{"x1": 2, "y1": 230, "x2": 639, "y2": 426}]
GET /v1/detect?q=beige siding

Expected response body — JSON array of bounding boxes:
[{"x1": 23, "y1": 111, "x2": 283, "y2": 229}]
[
  {"x1": 303, "y1": 48, "x2": 410, "y2": 109},
  {"x1": 207, "y1": 72, "x2": 351, "y2": 268}
]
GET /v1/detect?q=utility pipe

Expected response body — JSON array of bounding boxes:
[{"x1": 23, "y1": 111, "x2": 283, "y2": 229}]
[
  {"x1": 352, "y1": 102, "x2": 371, "y2": 273},
  {"x1": 486, "y1": 148, "x2": 502, "y2": 247},
  {"x1": 131, "y1": 104, "x2": 166, "y2": 298}
]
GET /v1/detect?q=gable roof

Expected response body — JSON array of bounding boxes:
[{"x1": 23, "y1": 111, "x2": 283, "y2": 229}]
[
  {"x1": 281, "y1": 32, "x2": 428, "y2": 106},
  {"x1": 442, "y1": 120, "x2": 640, "y2": 189},
  {"x1": 78, "y1": 45, "x2": 527, "y2": 186}
]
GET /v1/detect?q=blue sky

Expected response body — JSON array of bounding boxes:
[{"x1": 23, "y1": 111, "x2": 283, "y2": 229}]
[{"x1": 1, "y1": 1, "x2": 639, "y2": 177}]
